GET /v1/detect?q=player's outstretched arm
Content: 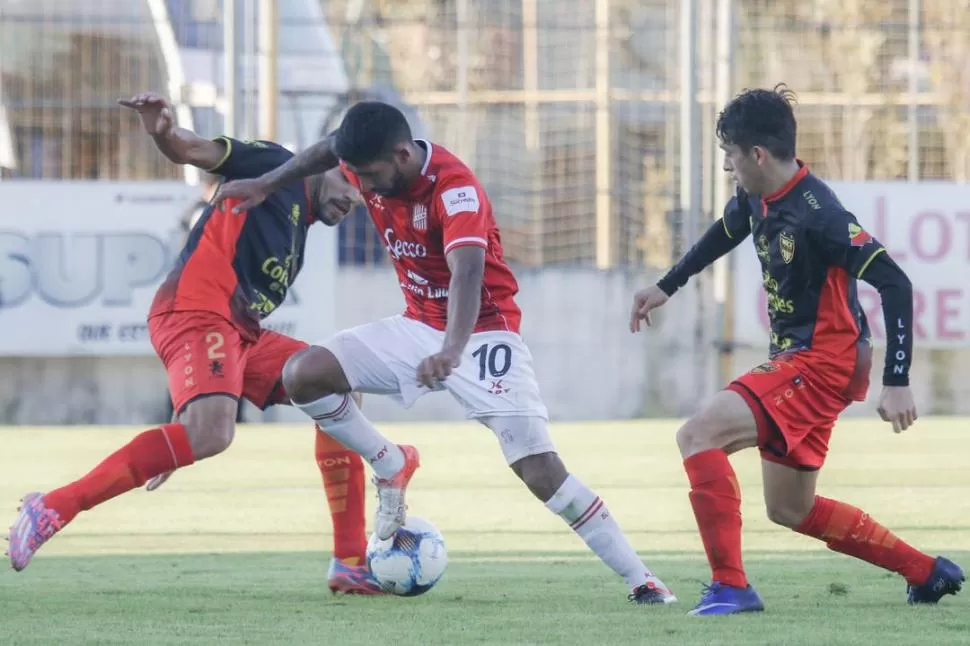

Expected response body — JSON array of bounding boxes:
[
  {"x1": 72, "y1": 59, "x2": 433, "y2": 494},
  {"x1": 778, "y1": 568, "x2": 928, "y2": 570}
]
[
  {"x1": 119, "y1": 93, "x2": 226, "y2": 170},
  {"x1": 213, "y1": 136, "x2": 340, "y2": 212},
  {"x1": 415, "y1": 246, "x2": 485, "y2": 388},
  {"x1": 858, "y1": 251, "x2": 918, "y2": 432},
  {"x1": 630, "y1": 217, "x2": 744, "y2": 332}
]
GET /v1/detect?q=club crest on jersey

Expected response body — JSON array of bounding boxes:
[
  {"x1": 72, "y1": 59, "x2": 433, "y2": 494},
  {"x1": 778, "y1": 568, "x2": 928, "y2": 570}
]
[
  {"x1": 779, "y1": 231, "x2": 795, "y2": 264},
  {"x1": 412, "y1": 203, "x2": 428, "y2": 231},
  {"x1": 848, "y1": 223, "x2": 872, "y2": 247}
]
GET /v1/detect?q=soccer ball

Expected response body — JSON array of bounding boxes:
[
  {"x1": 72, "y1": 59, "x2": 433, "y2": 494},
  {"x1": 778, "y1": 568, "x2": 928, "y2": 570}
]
[{"x1": 366, "y1": 516, "x2": 447, "y2": 596}]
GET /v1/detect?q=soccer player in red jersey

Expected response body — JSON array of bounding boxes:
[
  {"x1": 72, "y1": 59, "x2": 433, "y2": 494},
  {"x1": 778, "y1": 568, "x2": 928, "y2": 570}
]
[
  {"x1": 214, "y1": 101, "x2": 677, "y2": 605},
  {"x1": 630, "y1": 85, "x2": 965, "y2": 615},
  {"x1": 7, "y1": 93, "x2": 380, "y2": 594}
]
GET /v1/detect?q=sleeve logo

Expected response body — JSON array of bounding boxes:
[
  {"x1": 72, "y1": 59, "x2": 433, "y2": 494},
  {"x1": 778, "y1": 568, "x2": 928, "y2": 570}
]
[
  {"x1": 848, "y1": 222, "x2": 872, "y2": 247},
  {"x1": 441, "y1": 185, "x2": 480, "y2": 217}
]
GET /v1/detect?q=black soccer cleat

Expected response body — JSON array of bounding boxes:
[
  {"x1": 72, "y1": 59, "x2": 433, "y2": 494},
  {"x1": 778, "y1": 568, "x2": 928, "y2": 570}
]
[{"x1": 628, "y1": 578, "x2": 678, "y2": 605}]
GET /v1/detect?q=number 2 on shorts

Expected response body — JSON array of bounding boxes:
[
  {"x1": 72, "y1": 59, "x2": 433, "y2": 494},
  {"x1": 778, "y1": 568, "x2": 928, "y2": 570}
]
[
  {"x1": 205, "y1": 332, "x2": 226, "y2": 360},
  {"x1": 472, "y1": 343, "x2": 511, "y2": 380}
]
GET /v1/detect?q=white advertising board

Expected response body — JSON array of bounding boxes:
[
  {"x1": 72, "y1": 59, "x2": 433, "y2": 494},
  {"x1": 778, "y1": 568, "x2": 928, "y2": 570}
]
[
  {"x1": 0, "y1": 182, "x2": 335, "y2": 356},
  {"x1": 733, "y1": 182, "x2": 970, "y2": 349}
]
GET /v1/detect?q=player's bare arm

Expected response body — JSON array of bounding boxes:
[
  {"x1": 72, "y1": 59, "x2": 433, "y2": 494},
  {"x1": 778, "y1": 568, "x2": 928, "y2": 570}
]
[
  {"x1": 630, "y1": 216, "x2": 744, "y2": 332},
  {"x1": 119, "y1": 93, "x2": 227, "y2": 170},
  {"x1": 857, "y1": 251, "x2": 918, "y2": 433},
  {"x1": 214, "y1": 135, "x2": 339, "y2": 212},
  {"x1": 416, "y1": 246, "x2": 485, "y2": 388}
]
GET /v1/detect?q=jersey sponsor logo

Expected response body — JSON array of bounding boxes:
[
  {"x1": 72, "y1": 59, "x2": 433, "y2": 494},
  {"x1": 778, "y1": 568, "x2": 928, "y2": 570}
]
[
  {"x1": 412, "y1": 203, "x2": 428, "y2": 231},
  {"x1": 756, "y1": 234, "x2": 770, "y2": 262},
  {"x1": 384, "y1": 228, "x2": 428, "y2": 260},
  {"x1": 848, "y1": 223, "x2": 872, "y2": 247},
  {"x1": 406, "y1": 269, "x2": 429, "y2": 285},
  {"x1": 441, "y1": 185, "x2": 480, "y2": 216},
  {"x1": 779, "y1": 231, "x2": 795, "y2": 264},
  {"x1": 261, "y1": 254, "x2": 294, "y2": 295},
  {"x1": 400, "y1": 280, "x2": 448, "y2": 299}
]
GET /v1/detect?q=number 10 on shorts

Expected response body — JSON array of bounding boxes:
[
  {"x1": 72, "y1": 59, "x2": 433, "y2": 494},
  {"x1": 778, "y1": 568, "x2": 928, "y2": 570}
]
[{"x1": 472, "y1": 343, "x2": 512, "y2": 381}]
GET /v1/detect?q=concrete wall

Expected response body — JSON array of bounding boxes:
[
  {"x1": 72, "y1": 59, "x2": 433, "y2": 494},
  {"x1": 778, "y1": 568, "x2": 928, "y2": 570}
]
[{"x1": 1, "y1": 267, "x2": 966, "y2": 424}]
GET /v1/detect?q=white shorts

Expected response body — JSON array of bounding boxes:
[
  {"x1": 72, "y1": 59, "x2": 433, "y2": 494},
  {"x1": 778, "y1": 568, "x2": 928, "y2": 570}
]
[{"x1": 320, "y1": 315, "x2": 549, "y2": 421}]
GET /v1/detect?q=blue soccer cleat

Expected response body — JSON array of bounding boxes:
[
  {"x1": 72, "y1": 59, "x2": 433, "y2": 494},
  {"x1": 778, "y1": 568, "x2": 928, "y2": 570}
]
[
  {"x1": 687, "y1": 581, "x2": 765, "y2": 616},
  {"x1": 907, "y1": 557, "x2": 964, "y2": 605}
]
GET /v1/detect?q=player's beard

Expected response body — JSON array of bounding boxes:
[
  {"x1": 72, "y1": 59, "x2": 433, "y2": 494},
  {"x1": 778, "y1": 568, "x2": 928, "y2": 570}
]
[{"x1": 374, "y1": 169, "x2": 411, "y2": 198}]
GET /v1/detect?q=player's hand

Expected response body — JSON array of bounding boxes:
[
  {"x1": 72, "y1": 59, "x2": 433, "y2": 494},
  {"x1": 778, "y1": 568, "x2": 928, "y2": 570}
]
[
  {"x1": 877, "y1": 386, "x2": 918, "y2": 433},
  {"x1": 146, "y1": 470, "x2": 174, "y2": 492},
  {"x1": 212, "y1": 178, "x2": 272, "y2": 213},
  {"x1": 417, "y1": 348, "x2": 462, "y2": 389},
  {"x1": 118, "y1": 92, "x2": 174, "y2": 136},
  {"x1": 629, "y1": 285, "x2": 670, "y2": 332}
]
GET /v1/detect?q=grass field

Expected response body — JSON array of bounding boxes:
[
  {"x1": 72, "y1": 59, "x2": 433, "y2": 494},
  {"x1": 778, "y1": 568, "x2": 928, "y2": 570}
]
[{"x1": 1, "y1": 419, "x2": 968, "y2": 645}]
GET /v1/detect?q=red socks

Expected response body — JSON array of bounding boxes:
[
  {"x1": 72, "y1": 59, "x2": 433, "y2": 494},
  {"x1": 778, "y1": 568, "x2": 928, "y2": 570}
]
[
  {"x1": 684, "y1": 449, "x2": 748, "y2": 588},
  {"x1": 796, "y1": 495, "x2": 935, "y2": 586},
  {"x1": 315, "y1": 428, "x2": 367, "y2": 564},
  {"x1": 44, "y1": 423, "x2": 195, "y2": 524}
]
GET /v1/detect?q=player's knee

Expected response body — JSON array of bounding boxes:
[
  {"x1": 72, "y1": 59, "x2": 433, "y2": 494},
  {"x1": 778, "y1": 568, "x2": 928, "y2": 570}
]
[
  {"x1": 282, "y1": 346, "x2": 351, "y2": 404},
  {"x1": 764, "y1": 500, "x2": 811, "y2": 529},
  {"x1": 511, "y1": 452, "x2": 568, "y2": 502},
  {"x1": 676, "y1": 415, "x2": 720, "y2": 458},
  {"x1": 181, "y1": 410, "x2": 236, "y2": 460},
  {"x1": 676, "y1": 391, "x2": 759, "y2": 458}
]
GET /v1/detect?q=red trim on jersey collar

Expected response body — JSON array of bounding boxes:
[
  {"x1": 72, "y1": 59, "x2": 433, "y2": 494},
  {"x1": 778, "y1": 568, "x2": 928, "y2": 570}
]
[{"x1": 763, "y1": 161, "x2": 809, "y2": 203}]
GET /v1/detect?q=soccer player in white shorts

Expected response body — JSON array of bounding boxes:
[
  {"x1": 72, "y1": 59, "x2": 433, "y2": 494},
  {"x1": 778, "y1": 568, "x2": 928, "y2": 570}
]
[{"x1": 214, "y1": 100, "x2": 676, "y2": 605}]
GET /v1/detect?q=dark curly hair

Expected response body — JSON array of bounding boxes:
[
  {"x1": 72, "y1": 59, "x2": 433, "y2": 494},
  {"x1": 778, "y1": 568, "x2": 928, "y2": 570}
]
[
  {"x1": 716, "y1": 83, "x2": 798, "y2": 160},
  {"x1": 333, "y1": 101, "x2": 413, "y2": 166}
]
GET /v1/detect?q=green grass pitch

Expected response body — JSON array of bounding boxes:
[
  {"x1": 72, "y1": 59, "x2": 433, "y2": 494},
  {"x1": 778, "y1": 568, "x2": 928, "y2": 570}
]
[{"x1": 1, "y1": 419, "x2": 968, "y2": 645}]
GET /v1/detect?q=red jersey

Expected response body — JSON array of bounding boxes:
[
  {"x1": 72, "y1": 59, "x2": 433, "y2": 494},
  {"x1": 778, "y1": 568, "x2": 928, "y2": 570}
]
[
  {"x1": 149, "y1": 137, "x2": 317, "y2": 342},
  {"x1": 342, "y1": 141, "x2": 521, "y2": 333}
]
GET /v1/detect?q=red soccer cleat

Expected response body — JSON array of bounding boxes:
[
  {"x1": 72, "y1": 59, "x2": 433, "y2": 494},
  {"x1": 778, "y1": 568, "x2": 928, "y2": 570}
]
[{"x1": 327, "y1": 558, "x2": 385, "y2": 595}]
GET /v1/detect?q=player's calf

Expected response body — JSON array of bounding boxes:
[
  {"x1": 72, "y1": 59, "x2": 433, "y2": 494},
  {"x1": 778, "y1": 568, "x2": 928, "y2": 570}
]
[
  {"x1": 283, "y1": 346, "x2": 407, "y2": 479},
  {"x1": 484, "y1": 416, "x2": 675, "y2": 603},
  {"x1": 7, "y1": 417, "x2": 201, "y2": 571},
  {"x1": 283, "y1": 345, "x2": 415, "y2": 540}
]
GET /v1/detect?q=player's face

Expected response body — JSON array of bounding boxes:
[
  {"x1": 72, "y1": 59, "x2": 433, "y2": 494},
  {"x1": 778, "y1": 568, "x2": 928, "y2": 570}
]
[
  {"x1": 721, "y1": 142, "x2": 767, "y2": 195},
  {"x1": 346, "y1": 150, "x2": 410, "y2": 198},
  {"x1": 319, "y1": 169, "x2": 361, "y2": 223}
]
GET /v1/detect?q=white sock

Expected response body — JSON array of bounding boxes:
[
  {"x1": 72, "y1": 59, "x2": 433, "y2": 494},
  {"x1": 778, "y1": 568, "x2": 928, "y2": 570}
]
[
  {"x1": 545, "y1": 474, "x2": 651, "y2": 588},
  {"x1": 296, "y1": 393, "x2": 405, "y2": 479}
]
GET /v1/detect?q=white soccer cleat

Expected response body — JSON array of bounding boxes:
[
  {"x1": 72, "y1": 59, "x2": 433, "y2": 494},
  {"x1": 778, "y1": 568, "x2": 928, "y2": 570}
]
[{"x1": 372, "y1": 445, "x2": 421, "y2": 540}]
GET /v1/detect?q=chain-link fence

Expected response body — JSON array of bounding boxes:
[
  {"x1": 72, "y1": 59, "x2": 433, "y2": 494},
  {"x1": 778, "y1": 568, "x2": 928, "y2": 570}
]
[{"x1": 3, "y1": 0, "x2": 967, "y2": 268}]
